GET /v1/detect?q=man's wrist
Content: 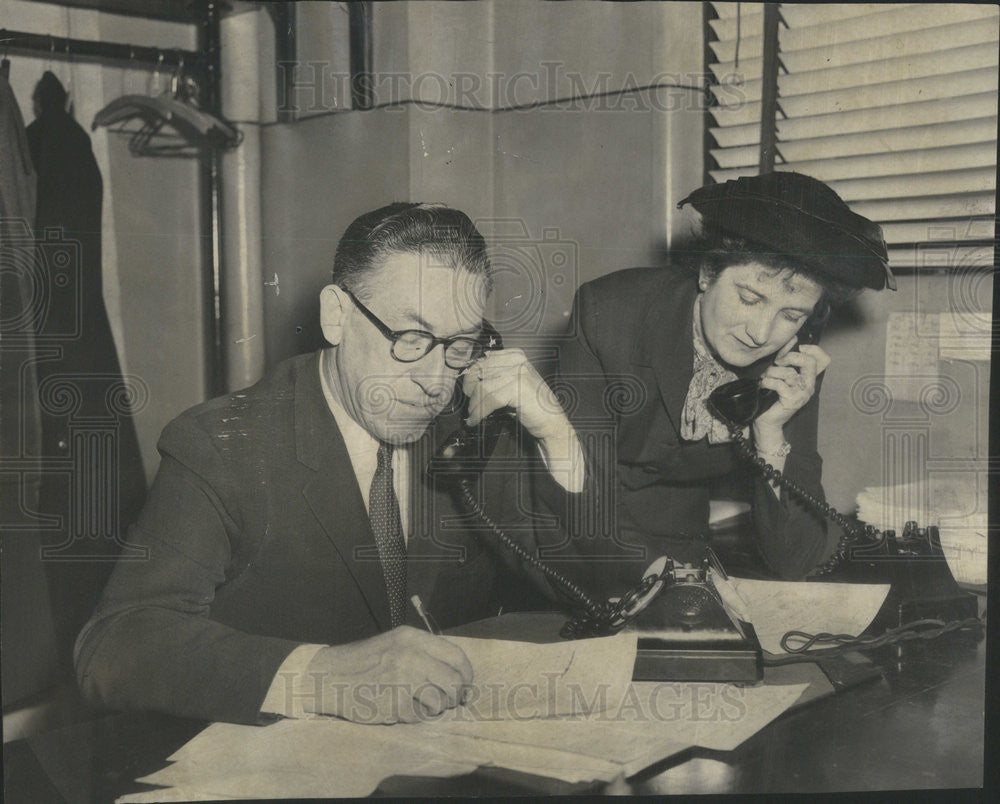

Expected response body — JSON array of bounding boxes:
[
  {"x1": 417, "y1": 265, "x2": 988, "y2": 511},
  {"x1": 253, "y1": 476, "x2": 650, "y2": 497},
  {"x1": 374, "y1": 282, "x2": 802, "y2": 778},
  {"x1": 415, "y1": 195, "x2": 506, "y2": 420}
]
[{"x1": 534, "y1": 422, "x2": 586, "y2": 494}]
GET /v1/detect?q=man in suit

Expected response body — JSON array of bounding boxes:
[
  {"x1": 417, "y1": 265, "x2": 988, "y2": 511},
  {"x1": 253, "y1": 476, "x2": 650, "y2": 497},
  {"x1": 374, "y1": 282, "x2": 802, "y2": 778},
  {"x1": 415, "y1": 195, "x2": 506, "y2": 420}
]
[{"x1": 74, "y1": 203, "x2": 584, "y2": 726}]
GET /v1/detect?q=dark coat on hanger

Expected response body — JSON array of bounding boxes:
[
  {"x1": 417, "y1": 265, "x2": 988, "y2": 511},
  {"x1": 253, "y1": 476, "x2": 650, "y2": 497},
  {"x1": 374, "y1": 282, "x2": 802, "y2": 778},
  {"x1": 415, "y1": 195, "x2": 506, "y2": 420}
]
[{"x1": 24, "y1": 76, "x2": 147, "y2": 671}]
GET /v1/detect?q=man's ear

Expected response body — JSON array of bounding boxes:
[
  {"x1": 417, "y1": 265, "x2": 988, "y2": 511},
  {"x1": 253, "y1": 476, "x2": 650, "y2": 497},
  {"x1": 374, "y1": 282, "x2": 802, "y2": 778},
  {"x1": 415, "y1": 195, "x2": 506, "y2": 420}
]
[{"x1": 319, "y1": 284, "x2": 348, "y2": 346}]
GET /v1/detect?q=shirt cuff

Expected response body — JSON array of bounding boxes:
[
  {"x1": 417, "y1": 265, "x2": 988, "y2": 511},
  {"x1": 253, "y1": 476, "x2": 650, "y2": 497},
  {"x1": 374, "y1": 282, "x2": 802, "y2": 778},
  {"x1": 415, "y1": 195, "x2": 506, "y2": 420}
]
[
  {"x1": 536, "y1": 427, "x2": 587, "y2": 494},
  {"x1": 260, "y1": 643, "x2": 327, "y2": 719}
]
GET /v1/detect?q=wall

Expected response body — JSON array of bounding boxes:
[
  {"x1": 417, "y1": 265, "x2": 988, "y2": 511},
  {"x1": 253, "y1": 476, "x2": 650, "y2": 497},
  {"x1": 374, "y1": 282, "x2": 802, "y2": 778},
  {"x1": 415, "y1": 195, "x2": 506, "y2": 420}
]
[
  {"x1": 819, "y1": 272, "x2": 993, "y2": 514},
  {"x1": 260, "y1": 0, "x2": 706, "y2": 364},
  {"x1": 5, "y1": 0, "x2": 207, "y2": 484},
  {"x1": 257, "y1": 1, "x2": 991, "y2": 541},
  {"x1": 260, "y1": 109, "x2": 411, "y2": 365}
]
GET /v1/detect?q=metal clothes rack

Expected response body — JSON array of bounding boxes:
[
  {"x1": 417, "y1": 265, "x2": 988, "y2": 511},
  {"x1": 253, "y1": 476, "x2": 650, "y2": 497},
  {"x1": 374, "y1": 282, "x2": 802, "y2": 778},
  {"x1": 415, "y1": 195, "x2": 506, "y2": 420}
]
[
  {"x1": 0, "y1": 28, "x2": 206, "y2": 70},
  {"x1": 1, "y1": 1, "x2": 227, "y2": 397}
]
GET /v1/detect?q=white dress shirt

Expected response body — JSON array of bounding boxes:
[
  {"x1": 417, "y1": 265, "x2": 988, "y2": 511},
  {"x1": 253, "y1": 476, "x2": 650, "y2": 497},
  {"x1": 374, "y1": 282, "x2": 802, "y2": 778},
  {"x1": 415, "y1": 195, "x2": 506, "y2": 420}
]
[{"x1": 260, "y1": 354, "x2": 411, "y2": 718}]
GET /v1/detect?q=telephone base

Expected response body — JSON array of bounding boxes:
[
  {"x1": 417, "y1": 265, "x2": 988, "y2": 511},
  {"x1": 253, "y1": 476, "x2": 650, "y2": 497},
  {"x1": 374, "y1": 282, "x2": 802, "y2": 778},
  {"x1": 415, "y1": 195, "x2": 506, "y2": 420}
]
[
  {"x1": 623, "y1": 555, "x2": 764, "y2": 683},
  {"x1": 869, "y1": 589, "x2": 979, "y2": 634},
  {"x1": 634, "y1": 625, "x2": 764, "y2": 683}
]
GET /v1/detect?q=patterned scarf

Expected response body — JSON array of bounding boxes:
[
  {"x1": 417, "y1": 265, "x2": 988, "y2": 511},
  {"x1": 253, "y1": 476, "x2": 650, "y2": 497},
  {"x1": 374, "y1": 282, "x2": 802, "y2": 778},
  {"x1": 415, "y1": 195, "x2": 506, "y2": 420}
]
[{"x1": 680, "y1": 294, "x2": 746, "y2": 444}]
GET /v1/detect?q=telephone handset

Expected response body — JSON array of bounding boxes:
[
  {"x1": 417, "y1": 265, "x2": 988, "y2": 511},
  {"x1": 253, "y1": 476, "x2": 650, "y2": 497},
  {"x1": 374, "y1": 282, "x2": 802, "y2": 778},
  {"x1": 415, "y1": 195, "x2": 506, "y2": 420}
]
[
  {"x1": 434, "y1": 321, "x2": 516, "y2": 474},
  {"x1": 706, "y1": 306, "x2": 828, "y2": 429}
]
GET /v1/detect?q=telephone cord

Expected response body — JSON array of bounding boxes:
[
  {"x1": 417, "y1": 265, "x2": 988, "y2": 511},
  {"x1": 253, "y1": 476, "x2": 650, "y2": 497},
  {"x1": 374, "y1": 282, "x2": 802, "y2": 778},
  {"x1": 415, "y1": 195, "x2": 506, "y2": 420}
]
[
  {"x1": 456, "y1": 477, "x2": 658, "y2": 638},
  {"x1": 762, "y1": 616, "x2": 985, "y2": 665},
  {"x1": 729, "y1": 427, "x2": 881, "y2": 575}
]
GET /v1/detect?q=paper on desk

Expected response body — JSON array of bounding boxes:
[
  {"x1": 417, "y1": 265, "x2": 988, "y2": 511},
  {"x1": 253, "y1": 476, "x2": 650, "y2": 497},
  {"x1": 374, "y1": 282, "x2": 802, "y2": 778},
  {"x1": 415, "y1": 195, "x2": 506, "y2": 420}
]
[
  {"x1": 125, "y1": 719, "x2": 481, "y2": 800},
  {"x1": 413, "y1": 680, "x2": 808, "y2": 774},
  {"x1": 442, "y1": 631, "x2": 637, "y2": 719},
  {"x1": 728, "y1": 578, "x2": 890, "y2": 654},
  {"x1": 122, "y1": 680, "x2": 810, "y2": 800}
]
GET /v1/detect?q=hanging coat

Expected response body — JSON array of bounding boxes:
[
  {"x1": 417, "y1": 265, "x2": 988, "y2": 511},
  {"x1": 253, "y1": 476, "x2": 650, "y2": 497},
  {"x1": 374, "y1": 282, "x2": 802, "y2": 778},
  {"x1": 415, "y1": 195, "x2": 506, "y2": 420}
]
[{"x1": 24, "y1": 72, "x2": 147, "y2": 671}]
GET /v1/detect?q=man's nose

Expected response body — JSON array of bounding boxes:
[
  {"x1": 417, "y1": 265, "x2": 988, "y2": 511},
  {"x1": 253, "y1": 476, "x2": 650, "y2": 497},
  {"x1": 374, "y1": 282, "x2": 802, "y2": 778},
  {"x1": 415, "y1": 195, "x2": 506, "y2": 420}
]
[{"x1": 413, "y1": 344, "x2": 455, "y2": 399}]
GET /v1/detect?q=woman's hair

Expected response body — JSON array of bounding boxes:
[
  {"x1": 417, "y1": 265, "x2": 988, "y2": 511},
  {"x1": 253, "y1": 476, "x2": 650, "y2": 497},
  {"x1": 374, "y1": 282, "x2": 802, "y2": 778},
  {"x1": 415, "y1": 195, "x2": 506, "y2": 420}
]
[{"x1": 696, "y1": 226, "x2": 861, "y2": 313}]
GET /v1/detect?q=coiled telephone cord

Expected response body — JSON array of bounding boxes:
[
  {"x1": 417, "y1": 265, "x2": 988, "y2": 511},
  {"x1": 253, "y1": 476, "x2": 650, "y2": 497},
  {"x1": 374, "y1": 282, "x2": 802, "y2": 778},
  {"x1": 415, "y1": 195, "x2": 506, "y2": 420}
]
[
  {"x1": 456, "y1": 477, "x2": 659, "y2": 639},
  {"x1": 729, "y1": 427, "x2": 881, "y2": 575}
]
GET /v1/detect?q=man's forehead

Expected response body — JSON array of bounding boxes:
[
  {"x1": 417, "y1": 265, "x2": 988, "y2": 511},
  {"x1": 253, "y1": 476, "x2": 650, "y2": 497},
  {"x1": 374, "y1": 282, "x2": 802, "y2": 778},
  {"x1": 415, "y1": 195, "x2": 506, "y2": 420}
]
[{"x1": 366, "y1": 252, "x2": 486, "y2": 329}]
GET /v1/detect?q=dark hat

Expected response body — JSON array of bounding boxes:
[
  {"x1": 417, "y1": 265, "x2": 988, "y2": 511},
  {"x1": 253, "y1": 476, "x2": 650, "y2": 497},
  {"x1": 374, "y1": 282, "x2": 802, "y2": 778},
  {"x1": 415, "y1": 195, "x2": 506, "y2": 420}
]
[{"x1": 679, "y1": 171, "x2": 894, "y2": 291}]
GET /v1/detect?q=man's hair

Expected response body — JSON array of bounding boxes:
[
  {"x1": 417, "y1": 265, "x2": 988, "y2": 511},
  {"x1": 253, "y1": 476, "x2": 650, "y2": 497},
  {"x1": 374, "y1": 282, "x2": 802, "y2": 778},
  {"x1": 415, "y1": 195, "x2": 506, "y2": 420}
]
[{"x1": 331, "y1": 202, "x2": 492, "y2": 298}]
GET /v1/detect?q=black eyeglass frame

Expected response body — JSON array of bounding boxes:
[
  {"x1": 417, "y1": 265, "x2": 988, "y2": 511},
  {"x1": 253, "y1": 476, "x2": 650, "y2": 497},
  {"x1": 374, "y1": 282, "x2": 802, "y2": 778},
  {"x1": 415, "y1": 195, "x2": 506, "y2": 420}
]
[{"x1": 341, "y1": 286, "x2": 486, "y2": 369}]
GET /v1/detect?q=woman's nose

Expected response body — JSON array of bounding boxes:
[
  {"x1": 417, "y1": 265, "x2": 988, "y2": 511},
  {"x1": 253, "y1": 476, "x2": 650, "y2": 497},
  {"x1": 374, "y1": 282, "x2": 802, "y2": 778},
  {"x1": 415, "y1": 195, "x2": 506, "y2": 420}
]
[{"x1": 745, "y1": 311, "x2": 774, "y2": 346}]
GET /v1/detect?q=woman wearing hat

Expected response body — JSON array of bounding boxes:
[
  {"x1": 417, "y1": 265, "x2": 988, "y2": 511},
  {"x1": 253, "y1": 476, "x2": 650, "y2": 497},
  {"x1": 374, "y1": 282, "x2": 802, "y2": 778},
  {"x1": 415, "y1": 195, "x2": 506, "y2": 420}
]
[{"x1": 547, "y1": 171, "x2": 892, "y2": 590}]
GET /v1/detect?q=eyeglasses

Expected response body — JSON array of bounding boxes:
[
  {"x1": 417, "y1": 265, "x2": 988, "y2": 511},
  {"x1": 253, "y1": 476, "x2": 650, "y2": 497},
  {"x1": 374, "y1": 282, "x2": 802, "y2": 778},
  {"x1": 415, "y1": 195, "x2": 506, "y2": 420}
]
[{"x1": 341, "y1": 287, "x2": 485, "y2": 370}]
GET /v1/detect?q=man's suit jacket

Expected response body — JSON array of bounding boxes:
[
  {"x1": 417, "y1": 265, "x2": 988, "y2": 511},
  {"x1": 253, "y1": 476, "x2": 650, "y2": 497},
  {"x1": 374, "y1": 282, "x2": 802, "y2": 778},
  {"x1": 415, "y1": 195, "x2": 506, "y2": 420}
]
[
  {"x1": 550, "y1": 265, "x2": 837, "y2": 590},
  {"x1": 75, "y1": 352, "x2": 554, "y2": 725}
]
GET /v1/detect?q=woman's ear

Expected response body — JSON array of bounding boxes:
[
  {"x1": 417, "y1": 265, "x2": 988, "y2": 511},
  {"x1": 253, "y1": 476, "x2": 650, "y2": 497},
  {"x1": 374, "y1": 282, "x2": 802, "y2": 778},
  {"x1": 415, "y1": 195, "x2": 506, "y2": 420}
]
[
  {"x1": 319, "y1": 285, "x2": 347, "y2": 346},
  {"x1": 698, "y1": 267, "x2": 711, "y2": 291}
]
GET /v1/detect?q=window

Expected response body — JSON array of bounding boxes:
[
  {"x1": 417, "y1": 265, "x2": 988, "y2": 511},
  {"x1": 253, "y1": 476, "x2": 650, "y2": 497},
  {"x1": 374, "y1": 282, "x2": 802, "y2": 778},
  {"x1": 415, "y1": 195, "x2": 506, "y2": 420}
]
[{"x1": 705, "y1": 3, "x2": 998, "y2": 271}]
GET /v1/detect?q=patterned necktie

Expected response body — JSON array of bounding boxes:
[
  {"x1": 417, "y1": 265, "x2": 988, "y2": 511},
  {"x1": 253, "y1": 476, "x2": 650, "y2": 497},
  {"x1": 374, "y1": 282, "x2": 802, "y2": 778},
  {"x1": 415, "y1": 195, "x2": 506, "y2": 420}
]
[{"x1": 369, "y1": 442, "x2": 407, "y2": 628}]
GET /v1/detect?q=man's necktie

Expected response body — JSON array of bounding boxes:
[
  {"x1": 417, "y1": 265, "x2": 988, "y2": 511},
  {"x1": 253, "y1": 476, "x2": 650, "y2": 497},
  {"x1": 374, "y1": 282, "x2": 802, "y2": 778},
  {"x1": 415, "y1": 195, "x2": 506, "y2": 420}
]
[{"x1": 369, "y1": 442, "x2": 407, "y2": 628}]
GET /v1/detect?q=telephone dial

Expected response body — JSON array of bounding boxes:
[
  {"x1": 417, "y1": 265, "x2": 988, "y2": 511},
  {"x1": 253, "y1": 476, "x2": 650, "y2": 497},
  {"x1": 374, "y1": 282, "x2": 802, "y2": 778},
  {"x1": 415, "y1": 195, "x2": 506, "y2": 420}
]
[{"x1": 432, "y1": 318, "x2": 979, "y2": 684}]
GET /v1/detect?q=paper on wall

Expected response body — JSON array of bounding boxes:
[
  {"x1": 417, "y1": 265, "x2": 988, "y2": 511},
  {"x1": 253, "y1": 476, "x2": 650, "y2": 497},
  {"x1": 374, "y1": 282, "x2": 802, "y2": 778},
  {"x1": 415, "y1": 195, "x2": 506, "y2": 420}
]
[
  {"x1": 938, "y1": 310, "x2": 992, "y2": 362},
  {"x1": 883, "y1": 312, "x2": 940, "y2": 402}
]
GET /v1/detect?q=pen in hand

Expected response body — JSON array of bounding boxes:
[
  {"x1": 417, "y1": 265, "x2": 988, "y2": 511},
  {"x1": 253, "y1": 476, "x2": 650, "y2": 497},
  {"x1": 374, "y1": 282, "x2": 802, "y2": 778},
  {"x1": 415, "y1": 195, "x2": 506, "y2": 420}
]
[
  {"x1": 410, "y1": 594, "x2": 440, "y2": 635},
  {"x1": 412, "y1": 595, "x2": 472, "y2": 707}
]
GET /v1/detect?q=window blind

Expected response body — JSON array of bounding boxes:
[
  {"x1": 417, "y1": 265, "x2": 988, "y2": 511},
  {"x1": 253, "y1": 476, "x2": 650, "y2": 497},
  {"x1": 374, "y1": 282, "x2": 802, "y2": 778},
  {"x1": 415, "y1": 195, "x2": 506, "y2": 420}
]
[{"x1": 706, "y1": 2, "x2": 998, "y2": 270}]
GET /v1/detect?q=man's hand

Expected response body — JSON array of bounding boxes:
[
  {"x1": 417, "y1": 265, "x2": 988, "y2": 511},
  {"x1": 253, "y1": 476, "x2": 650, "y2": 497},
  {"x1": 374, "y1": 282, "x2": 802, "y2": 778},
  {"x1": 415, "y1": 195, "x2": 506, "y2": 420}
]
[
  {"x1": 302, "y1": 626, "x2": 473, "y2": 724},
  {"x1": 461, "y1": 348, "x2": 585, "y2": 492}
]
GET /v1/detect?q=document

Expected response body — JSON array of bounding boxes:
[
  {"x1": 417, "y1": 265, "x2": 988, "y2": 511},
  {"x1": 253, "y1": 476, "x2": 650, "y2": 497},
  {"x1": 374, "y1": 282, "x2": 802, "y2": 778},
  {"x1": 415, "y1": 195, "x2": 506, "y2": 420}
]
[
  {"x1": 728, "y1": 578, "x2": 891, "y2": 654},
  {"x1": 117, "y1": 628, "x2": 809, "y2": 800},
  {"x1": 121, "y1": 682, "x2": 809, "y2": 800},
  {"x1": 442, "y1": 631, "x2": 637, "y2": 719}
]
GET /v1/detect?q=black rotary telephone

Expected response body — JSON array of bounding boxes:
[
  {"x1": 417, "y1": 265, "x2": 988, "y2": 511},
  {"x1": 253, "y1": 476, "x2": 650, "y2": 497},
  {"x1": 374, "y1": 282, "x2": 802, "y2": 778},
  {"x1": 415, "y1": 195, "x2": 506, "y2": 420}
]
[
  {"x1": 431, "y1": 325, "x2": 764, "y2": 683},
  {"x1": 705, "y1": 315, "x2": 979, "y2": 635}
]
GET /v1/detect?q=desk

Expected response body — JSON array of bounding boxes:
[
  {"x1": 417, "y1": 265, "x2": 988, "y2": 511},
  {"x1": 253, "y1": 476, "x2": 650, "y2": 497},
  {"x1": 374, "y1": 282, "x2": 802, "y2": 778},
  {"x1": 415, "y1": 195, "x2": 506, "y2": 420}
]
[{"x1": 5, "y1": 627, "x2": 984, "y2": 801}]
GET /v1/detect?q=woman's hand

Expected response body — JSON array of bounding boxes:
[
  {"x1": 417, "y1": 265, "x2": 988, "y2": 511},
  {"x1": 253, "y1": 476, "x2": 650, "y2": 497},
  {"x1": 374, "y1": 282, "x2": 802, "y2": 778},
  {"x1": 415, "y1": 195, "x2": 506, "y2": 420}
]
[{"x1": 753, "y1": 338, "x2": 831, "y2": 443}]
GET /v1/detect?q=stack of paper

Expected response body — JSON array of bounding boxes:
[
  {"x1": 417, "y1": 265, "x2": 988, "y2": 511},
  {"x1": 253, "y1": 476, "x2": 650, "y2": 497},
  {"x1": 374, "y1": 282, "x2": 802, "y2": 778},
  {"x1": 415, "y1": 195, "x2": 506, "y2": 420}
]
[
  {"x1": 116, "y1": 630, "x2": 809, "y2": 801},
  {"x1": 856, "y1": 477, "x2": 987, "y2": 584}
]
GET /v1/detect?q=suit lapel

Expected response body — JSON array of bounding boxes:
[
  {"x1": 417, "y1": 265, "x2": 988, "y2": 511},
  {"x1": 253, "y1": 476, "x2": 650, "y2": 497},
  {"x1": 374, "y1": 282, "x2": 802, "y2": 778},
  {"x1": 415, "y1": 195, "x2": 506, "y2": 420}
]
[
  {"x1": 630, "y1": 274, "x2": 698, "y2": 439},
  {"x1": 295, "y1": 352, "x2": 392, "y2": 631}
]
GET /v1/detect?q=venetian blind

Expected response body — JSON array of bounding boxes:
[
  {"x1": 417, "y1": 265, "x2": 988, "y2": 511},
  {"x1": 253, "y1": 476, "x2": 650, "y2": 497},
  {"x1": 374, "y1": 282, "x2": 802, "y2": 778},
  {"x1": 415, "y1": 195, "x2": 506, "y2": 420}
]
[{"x1": 706, "y1": 2, "x2": 998, "y2": 270}]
